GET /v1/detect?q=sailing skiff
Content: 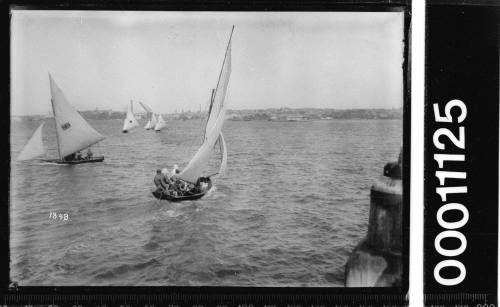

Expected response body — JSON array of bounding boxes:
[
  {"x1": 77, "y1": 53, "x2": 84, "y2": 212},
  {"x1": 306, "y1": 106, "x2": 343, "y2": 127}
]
[
  {"x1": 16, "y1": 74, "x2": 105, "y2": 164},
  {"x1": 152, "y1": 26, "x2": 233, "y2": 201},
  {"x1": 152, "y1": 179, "x2": 213, "y2": 201},
  {"x1": 153, "y1": 26, "x2": 234, "y2": 201},
  {"x1": 122, "y1": 100, "x2": 139, "y2": 133},
  {"x1": 154, "y1": 114, "x2": 166, "y2": 132},
  {"x1": 139, "y1": 101, "x2": 155, "y2": 130}
]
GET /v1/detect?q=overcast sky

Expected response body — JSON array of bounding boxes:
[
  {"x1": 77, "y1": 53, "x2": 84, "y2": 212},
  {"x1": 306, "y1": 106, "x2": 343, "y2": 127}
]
[{"x1": 11, "y1": 10, "x2": 404, "y2": 116}]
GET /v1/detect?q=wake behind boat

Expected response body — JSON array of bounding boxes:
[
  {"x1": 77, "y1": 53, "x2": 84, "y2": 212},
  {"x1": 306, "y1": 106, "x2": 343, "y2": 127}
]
[
  {"x1": 152, "y1": 26, "x2": 233, "y2": 201},
  {"x1": 16, "y1": 73, "x2": 106, "y2": 164}
]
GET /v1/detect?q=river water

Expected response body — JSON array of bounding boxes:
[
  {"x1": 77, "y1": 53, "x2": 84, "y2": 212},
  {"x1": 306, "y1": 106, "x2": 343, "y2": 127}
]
[{"x1": 10, "y1": 118, "x2": 401, "y2": 286}]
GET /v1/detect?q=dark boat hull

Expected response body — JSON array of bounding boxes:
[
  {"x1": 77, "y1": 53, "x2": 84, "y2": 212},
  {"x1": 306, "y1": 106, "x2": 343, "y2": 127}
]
[
  {"x1": 41, "y1": 156, "x2": 104, "y2": 164},
  {"x1": 152, "y1": 179, "x2": 212, "y2": 202}
]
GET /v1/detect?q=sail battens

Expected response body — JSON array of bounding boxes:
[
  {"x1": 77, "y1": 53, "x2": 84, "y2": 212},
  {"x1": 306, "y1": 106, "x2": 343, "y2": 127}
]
[
  {"x1": 178, "y1": 27, "x2": 232, "y2": 183},
  {"x1": 17, "y1": 122, "x2": 45, "y2": 161},
  {"x1": 49, "y1": 74, "x2": 105, "y2": 158}
]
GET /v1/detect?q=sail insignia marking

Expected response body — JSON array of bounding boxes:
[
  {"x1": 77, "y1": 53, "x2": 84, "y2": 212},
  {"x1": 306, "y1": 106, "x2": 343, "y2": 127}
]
[{"x1": 61, "y1": 122, "x2": 71, "y2": 130}]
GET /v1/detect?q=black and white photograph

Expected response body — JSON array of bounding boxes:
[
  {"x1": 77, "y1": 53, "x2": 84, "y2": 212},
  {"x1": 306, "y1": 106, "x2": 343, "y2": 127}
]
[{"x1": 9, "y1": 10, "x2": 406, "y2": 287}]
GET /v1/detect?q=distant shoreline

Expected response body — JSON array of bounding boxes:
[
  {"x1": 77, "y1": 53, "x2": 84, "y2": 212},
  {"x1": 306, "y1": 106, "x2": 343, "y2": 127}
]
[{"x1": 12, "y1": 107, "x2": 402, "y2": 121}]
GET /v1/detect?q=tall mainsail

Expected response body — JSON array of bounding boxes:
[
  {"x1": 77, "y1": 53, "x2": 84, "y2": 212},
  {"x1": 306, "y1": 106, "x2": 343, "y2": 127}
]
[
  {"x1": 123, "y1": 100, "x2": 139, "y2": 132},
  {"x1": 154, "y1": 114, "x2": 166, "y2": 131},
  {"x1": 17, "y1": 122, "x2": 45, "y2": 161},
  {"x1": 49, "y1": 74, "x2": 105, "y2": 159},
  {"x1": 178, "y1": 26, "x2": 233, "y2": 183}
]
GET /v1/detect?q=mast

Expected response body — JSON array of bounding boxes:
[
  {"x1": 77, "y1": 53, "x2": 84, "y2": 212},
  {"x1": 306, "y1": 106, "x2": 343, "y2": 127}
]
[
  {"x1": 204, "y1": 26, "x2": 233, "y2": 139},
  {"x1": 213, "y1": 25, "x2": 234, "y2": 105},
  {"x1": 49, "y1": 74, "x2": 62, "y2": 159},
  {"x1": 177, "y1": 26, "x2": 233, "y2": 183},
  {"x1": 208, "y1": 89, "x2": 215, "y2": 118},
  {"x1": 203, "y1": 88, "x2": 216, "y2": 140}
]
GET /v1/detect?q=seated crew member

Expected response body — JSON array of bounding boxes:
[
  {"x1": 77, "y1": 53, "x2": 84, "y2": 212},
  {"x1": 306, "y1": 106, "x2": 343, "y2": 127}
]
[
  {"x1": 179, "y1": 181, "x2": 188, "y2": 192},
  {"x1": 182, "y1": 182, "x2": 195, "y2": 195},
  {"x1": 195, "y1": 177, "x2": 209, "y2": 190},
  {"x1": 160, "y1": 169, "x2": 171, "y2": 192},
  {"x1": 161, "y1": 168, "x2": 168, "y2": 178},
  {"x1": 87, "y1": 148, "x2": 93, "y2": 159},
  {"x1": 154, "y1": 169, "x2": 164, "y2": 190},
  {"x1": 172, "y1": 177, "x2": 185, "y2": 196},
  {"x1": 64, "y1": 153, "x2": 76, "y2": 161},
  {"x1": 171, "y1": 165, "x2": 181, "y2": 176}
]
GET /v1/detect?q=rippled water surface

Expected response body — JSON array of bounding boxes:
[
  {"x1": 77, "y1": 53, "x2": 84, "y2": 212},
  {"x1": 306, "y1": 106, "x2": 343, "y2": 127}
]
[{"x1": 10, "y1": 118, "x2": 401, "y2": 286}]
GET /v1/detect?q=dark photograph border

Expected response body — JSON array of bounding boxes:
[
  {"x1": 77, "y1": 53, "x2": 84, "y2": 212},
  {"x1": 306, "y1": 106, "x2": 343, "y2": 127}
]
[{"x1": 1, "y1": 0, "x2": 411, "y2": 305}]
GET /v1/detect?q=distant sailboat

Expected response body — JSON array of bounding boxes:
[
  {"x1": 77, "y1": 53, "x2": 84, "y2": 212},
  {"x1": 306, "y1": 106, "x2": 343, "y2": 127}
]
[
  {"x1": 16, "y1": 122, "x2": 45, "y2": 161},
  {"x1": 152, "y1": 26, "x2": 233, "y2": 201},
  {"x1": 154, "y1": 114, "x2": 166, "y2": 132},
  {"x1": 139, "y1": 101, "x2": 155, "y2": 130},
  {"x1": 144, "y1": 119, "x2": 152, "y2": 130},
  {"x1": 17, "y1": 74, "x2": 105, "y2": 164},
  {"x1": 122, "y1": 100, "x2": 139, "y2": 133},
  {"x1": 150, "y1": 113, "x2": 158, "y2": 129}
]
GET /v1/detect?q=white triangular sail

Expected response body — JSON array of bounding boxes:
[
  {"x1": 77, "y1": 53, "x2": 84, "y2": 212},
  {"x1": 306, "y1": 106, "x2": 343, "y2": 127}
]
[
  {"x1": 122, "y1": 100, "x2": 139, "y2": 132},
  {"x1": 154, "y1": 114, "x2": 166, "y2": 131},
  {"x1": 49, "y1": 74, "x2": 105, "y2": 159},
  {"x1": 17, "y1": 122, "x2": 46, "y2": 161},
  {"x1": 178, "y1": 27, "x2": 233, "y2": 183},
  {"x1": 144, "y1": 120, "x2": 152, "y2": 130},
  {"x1": 150, "y1": 113, "x2": 158, "y2": 127}
]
